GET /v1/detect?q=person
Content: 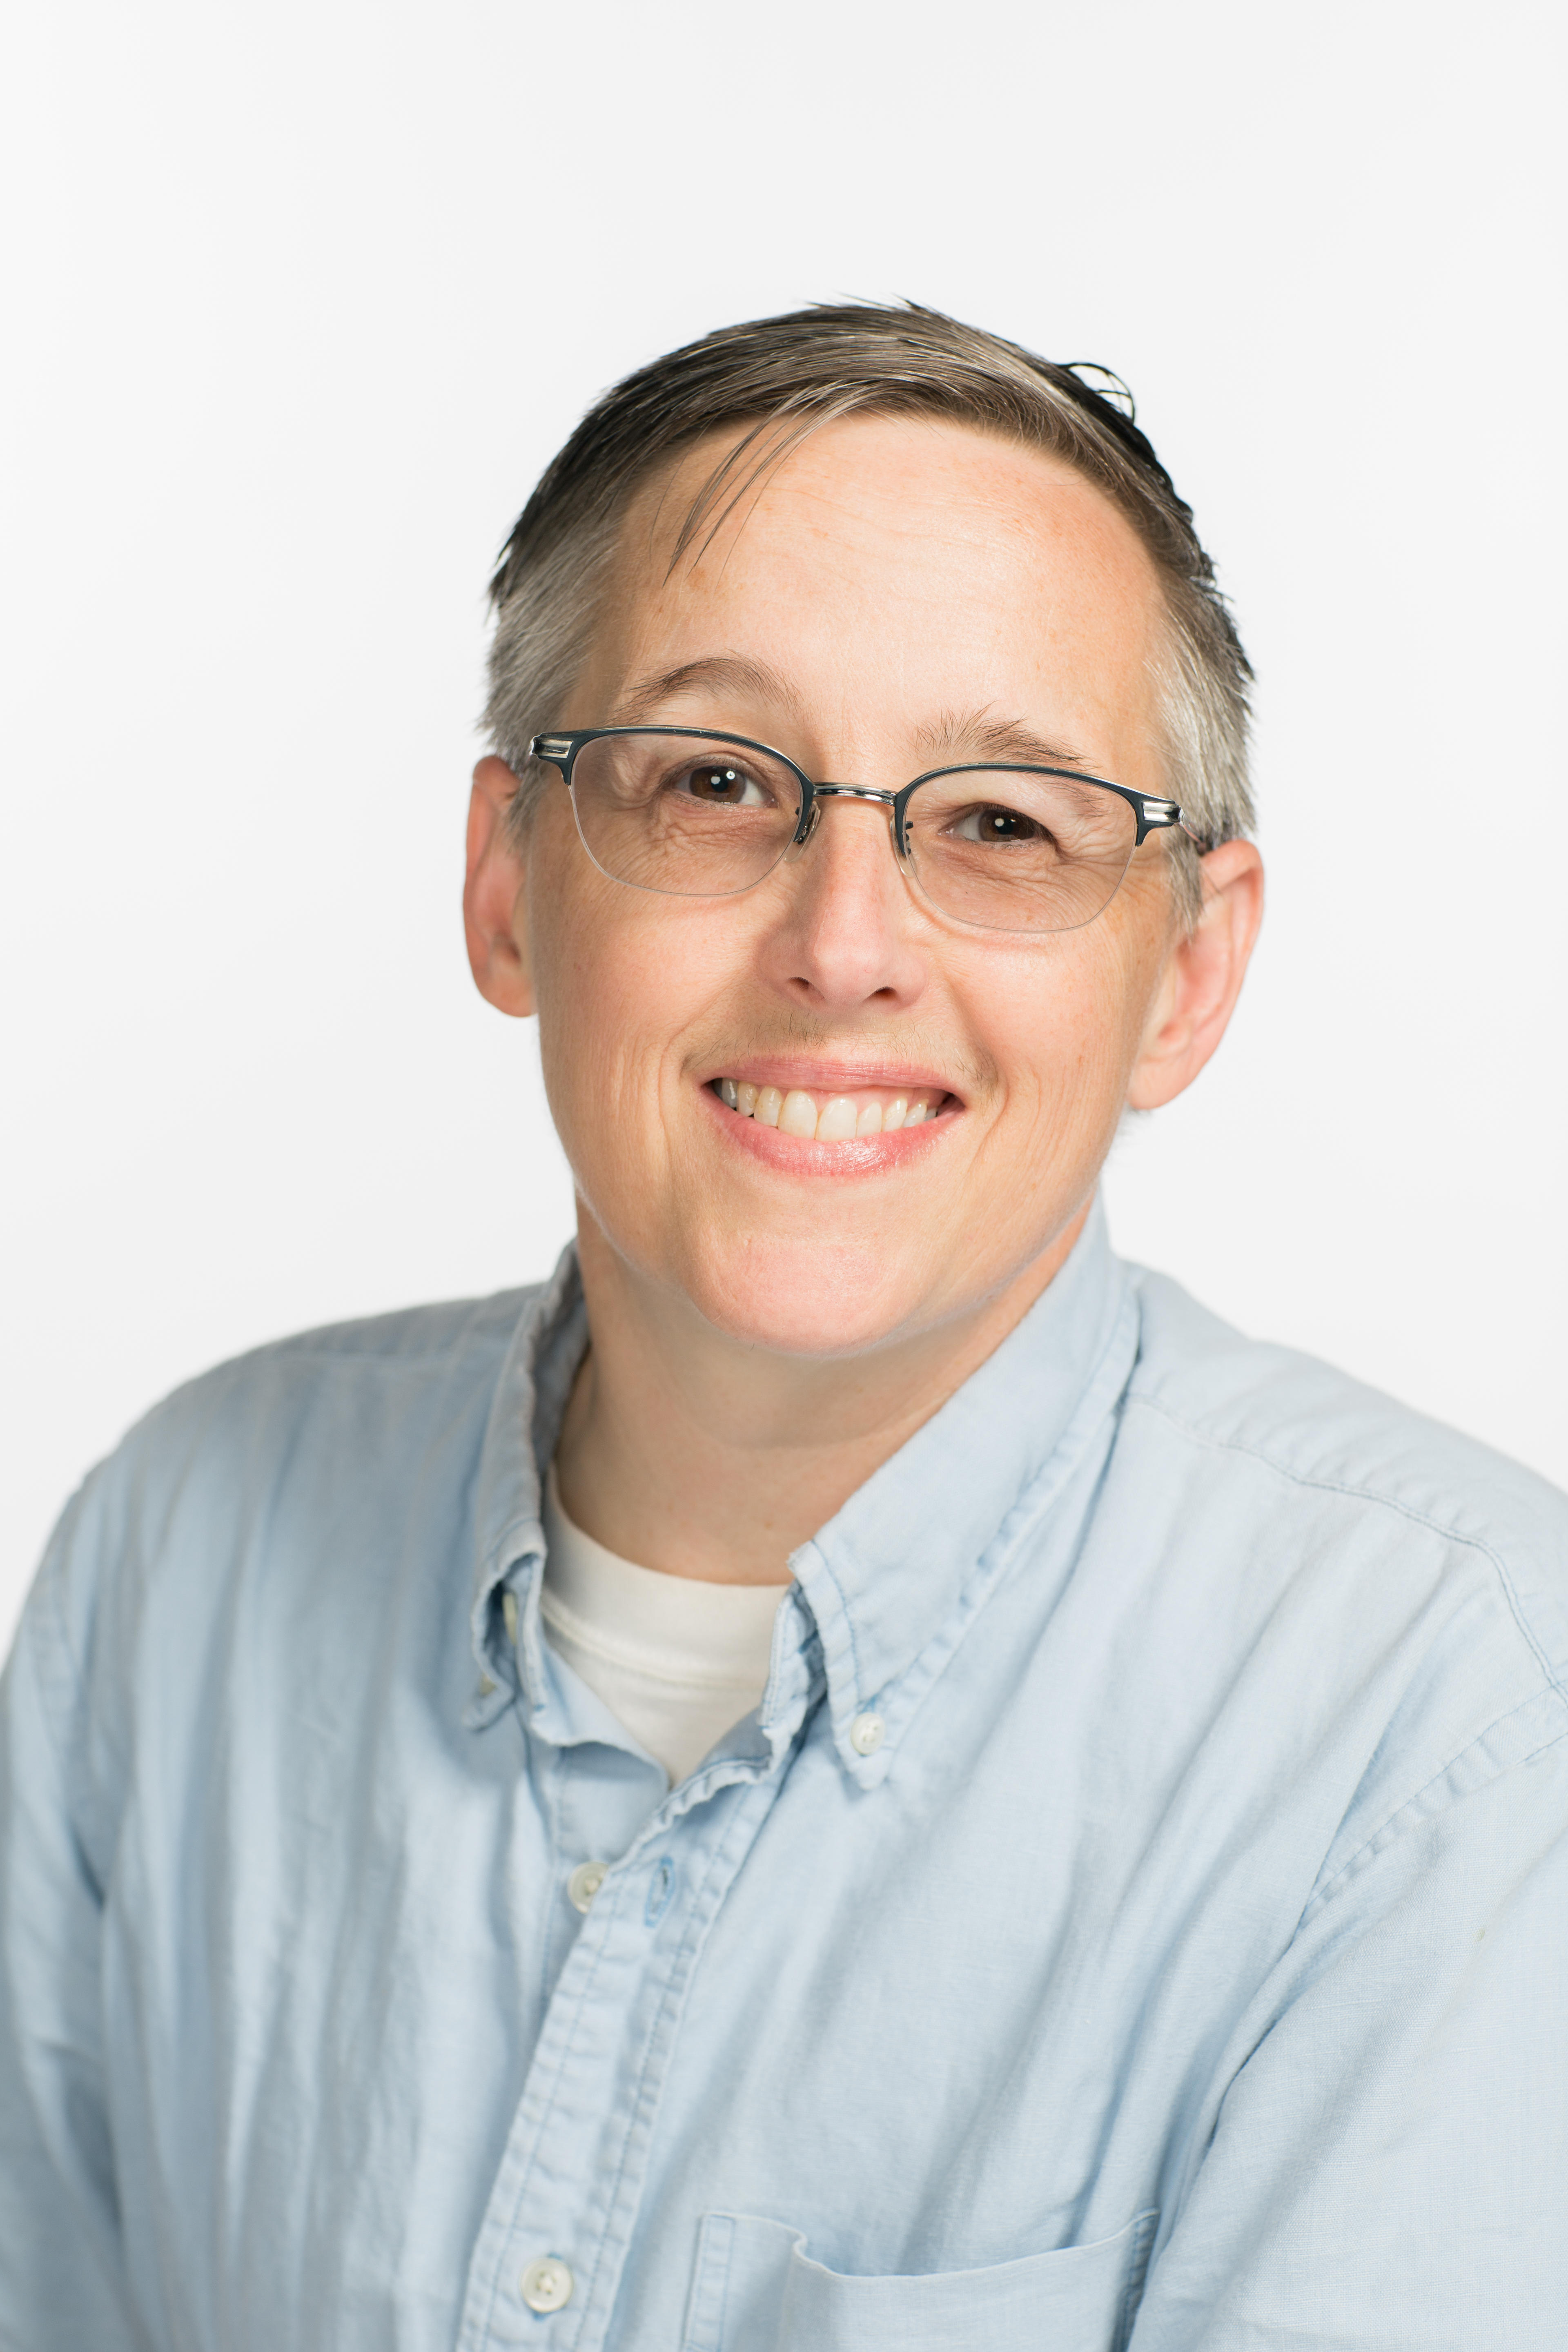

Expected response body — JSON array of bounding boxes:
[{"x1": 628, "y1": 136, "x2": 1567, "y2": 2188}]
[{"x1": 1, "y1": 302, "x2": 1563, "y2": 2352}]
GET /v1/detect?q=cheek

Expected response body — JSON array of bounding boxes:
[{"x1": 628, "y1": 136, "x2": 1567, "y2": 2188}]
[
  {"x1": 524, "y1": 851, "x2": 744, "y2": 1171},
  {"x1": 961, "y1": 921, "x2": 1163, "y2": 1145},
  {"x1": 530, "y1": 903, "x2": 660, "y2": 1140},
  {"x1": 524, "y1": 842, "x2": 643, "y2": 1155}
]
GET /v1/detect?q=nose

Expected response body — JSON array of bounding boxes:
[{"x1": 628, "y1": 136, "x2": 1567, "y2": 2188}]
[{"x1": 757, "y1": 790, "x2": 928, "y2": 1013}]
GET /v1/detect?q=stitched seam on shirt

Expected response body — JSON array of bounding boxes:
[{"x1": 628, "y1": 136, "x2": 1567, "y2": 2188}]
[
  {"x1": 1116, "y1": 2209, "x2": 1159, "y2": 2352},
  {"x1": 808, "y1": 1283, "x2": 1139, "y2": 1744},
  {"x1": 1297, "y1": 1692, "x2": 1568, "y2": 1925},
  {"x1": 474, "y1": 1864, "x2": 625, "y2": 2344},
  {"x1": 11, "y1": 1559, "x2": 107, "y2": 1907},
  {"x1": 278, "y1": 1339, "x2": 486, "y2": 1363},
  {"x1": 472, "y1": 1771, "x2": 768, "y2": 2345},
  {"x1": 1123, "y1": 1391, "x2": 1567, "y2": 1702},
  {"x1": 30, "y1": 1536, "x2": 125, "y2": 1901},
  {"x1": 681, "y1": 2211, "x2": 735, "y2": 2352},
  {"x1": 537, "y1": 1735, "x2": 568, "y2": 2027},
  {"x1": 799, "y1": 1549, "x2": 865, "y2": 1722},
  {"x1": 575, "y1": 1783, "x2": 772, "y2": 2337},
  {"x1": 256, "y1": 1294, "x2": 539, "y2": 1365},
  {"x1": 870, "y1": 1286, "x2": 1140, "y2": 1747},
  {"x1": 174, "y1": 1338, "x2": 512, "y2": 1400}
]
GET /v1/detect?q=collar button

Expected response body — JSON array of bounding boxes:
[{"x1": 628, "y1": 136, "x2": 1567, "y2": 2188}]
[{"x1": 849, "y1": 1711, "x2": 885, "y2": 1757}]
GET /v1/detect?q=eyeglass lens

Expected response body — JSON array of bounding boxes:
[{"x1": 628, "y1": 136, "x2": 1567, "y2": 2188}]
[{"x1": 566, "y1": 732, "x2": 1139, "y2": 933}]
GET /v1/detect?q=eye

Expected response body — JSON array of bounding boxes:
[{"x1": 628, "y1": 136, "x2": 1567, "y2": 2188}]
[
  {"x1": 670, "y1": 759, "x2": 774, "y2": 809},
  {"x1": 947, "y1": 803, "x2": 1051, "y2": 845}
]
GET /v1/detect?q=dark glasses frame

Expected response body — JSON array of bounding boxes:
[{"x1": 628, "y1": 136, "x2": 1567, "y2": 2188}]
[
  {"x1": 530, "y1": 726, "x2": 1195, "y2": 855},
  {"x1": 528, "y1": 725, "x2": 1205, "y2": 934}
]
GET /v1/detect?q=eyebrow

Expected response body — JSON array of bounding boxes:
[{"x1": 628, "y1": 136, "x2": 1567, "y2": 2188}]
[
  {"x1": 609, "y1": 655, "x2": 802, "y2": 726},
  {"x1": 914, "y1": 709, "x2": 1092, "y2": 772}
]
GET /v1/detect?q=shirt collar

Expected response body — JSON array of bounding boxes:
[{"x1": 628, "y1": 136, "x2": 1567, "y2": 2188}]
[
  {"x1": 466, "y1": 1243, "x2": 587, "y2": 1733},
  {"x1": 788, "y1": 1196, "x2": 1138, "y2": 1783},
  {"x1": 467, "y1": 1200, "x2": 1138, "y2": 1771}
]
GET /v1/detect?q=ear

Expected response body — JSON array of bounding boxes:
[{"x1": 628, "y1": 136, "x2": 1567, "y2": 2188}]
[
  {"x1": 1125, "y1": 840, "x2": 1264, "y2": 1111},
  {"x1": 463, "y1": 757, "x2": 535, "y2": 1016}
]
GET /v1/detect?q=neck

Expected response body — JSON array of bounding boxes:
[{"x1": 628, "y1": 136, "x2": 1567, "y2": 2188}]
[{"x1": 552, "y1": 1202, "x2": 1092, "y2": 1585}]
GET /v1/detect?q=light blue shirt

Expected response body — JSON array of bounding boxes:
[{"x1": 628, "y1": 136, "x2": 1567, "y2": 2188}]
[{"x1": 3, "y1": 1204, "x2": 1566, "y2": 2350}]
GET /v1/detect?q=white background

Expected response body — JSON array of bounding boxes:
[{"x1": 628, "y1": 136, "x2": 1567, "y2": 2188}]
[{"x1": 3, "y1": 0, "x2": 1564, "y2": 1654}]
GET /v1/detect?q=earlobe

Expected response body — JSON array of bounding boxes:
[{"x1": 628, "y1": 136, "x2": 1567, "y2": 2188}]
[
  {"x1": 463, "y1": 757, "x2": 535, "y2": 1017},
  {"x1": 1125, "y1": 841, "x2": 1264, "y2": 1111}
]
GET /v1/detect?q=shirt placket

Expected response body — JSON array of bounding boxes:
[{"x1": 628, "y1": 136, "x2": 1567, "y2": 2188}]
[{"x1": 454, "y1": 1717, "x2": 804, "y2": 2351}]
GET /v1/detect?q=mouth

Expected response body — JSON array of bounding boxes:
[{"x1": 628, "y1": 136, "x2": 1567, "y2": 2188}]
[
  {"x1": 706, "y1": 1065, "x2": 960, "y2": 1149},
  {"x1": 711, "y1": 1075, "x2": 952, "y2": 1140}
]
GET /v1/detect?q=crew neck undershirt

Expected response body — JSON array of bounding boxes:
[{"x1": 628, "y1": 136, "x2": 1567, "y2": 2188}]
[{"x1": 539, "y1": 1463, "x2": 790, "y2": 1784}]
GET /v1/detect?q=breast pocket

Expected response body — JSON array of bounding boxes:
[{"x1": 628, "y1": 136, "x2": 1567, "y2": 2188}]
[{"x1": 681, "y1": 2207, "x2": 1157, "y2": 2352}]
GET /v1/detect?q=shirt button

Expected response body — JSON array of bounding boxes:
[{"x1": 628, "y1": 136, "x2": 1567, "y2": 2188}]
[
  {"x1": 850, "y1": 1711, "x2": 885, "y2": 1755},
  {"x1": 567, "y1": 1860, "x2": 608, "y2": 1913},
  {"x1": 520, "y1": 2256, "x2": 574, "y2": 2313}
]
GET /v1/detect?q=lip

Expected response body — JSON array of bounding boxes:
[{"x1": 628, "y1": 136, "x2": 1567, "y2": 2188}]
[{"x1": 700, "y1": 1076, "x2": 960, "y2": 1177}]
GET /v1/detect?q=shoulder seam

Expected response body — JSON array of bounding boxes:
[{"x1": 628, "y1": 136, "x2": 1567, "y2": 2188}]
[
  {"x1": 263, "y1": 1334, "x2": 508, "y2": 1366},
  {"x1": 175, "y1": 1302, "x2": 532, "y2": 1381},
  {"x1": 1125, "y1": 1391, "x2": 1567, "y2": 1702},
  {"x1": 1299, "y1": 1688, "x2": 1568, "y2": 1926},
  {"x1": 23, "y1": 1544, "x2": 115, "y2": 1900}
]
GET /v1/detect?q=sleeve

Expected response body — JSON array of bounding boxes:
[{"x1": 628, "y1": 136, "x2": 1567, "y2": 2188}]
[
  {"x1": 1131, "y1": 1728, "x2": 1568, "y2": 2350},
  {"x1": 0, "y1": 1534, "x2": 141, "y2": 2350}
]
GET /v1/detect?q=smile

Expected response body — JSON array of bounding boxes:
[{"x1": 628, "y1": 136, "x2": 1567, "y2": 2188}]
[{"x1": 712, "y1": 1077, "x2": 951, "y2": 1141}]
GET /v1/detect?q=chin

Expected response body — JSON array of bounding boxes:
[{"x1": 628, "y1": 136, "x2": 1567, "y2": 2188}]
[{"x1": 676, "y1": 1235, "x2": 937, "y2": 1359}]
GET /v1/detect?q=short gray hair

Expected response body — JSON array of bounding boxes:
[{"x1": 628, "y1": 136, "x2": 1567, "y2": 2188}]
[{"x1": 484, "y1": 302, "x2": 1253, "y2": 919}]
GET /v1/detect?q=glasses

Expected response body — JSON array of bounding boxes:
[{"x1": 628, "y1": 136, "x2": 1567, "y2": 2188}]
[{"x1": 528, "y1": 726, "x2": 1198, "y2": 935}]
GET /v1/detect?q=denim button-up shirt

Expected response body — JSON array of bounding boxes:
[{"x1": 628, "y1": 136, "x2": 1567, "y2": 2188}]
[{"x1": 3, "y1": 1203, "x2": 1566, "y2": 2350}]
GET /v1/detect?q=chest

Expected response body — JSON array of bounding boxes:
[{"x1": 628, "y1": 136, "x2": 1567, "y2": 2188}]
[{"x1": 102, "y1": 1615, "x2": 1330, "y2": 2352}]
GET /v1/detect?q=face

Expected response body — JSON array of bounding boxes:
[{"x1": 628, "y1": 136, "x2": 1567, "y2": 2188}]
[{"x1": 468, "y1": 413, "x2": 1259, "y2": 1360}]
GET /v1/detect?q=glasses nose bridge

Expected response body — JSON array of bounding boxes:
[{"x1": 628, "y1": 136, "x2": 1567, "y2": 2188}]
[
  {"x1": 811, "y1": 782, "x2": 899, "y2": 807},
  {"x1": 794, "y1": 780, "x2": 905, "y2": 859}
]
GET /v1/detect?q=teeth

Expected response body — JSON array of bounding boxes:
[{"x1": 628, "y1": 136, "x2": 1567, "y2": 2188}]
[{"x1": 717, "y1": 1079, "x2": 942, "y2": 1141}]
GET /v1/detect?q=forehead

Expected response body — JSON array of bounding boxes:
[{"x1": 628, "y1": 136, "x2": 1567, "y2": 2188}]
[{"x1": 577, "y1": 412, "x2": 1166, "y2": 768}]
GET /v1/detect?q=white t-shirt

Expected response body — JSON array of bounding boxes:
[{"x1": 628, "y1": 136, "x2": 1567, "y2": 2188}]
[{"x1": 539, "y1": 1463, "x2": 789, "y2": 1784}]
